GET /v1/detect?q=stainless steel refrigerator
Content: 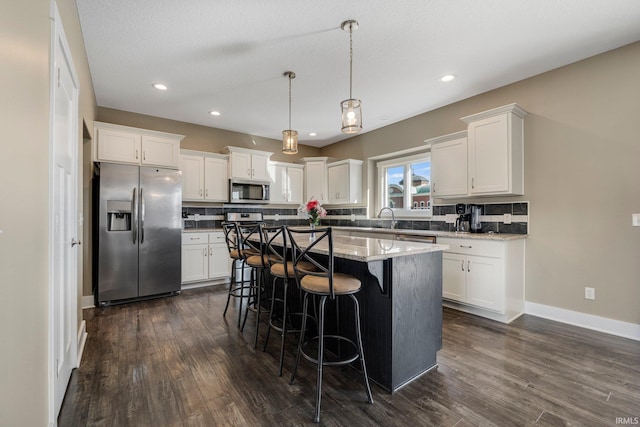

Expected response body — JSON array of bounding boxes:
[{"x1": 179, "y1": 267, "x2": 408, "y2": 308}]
[{"x1": 94, "y1": 163, "x2": 182, "y2": 305}]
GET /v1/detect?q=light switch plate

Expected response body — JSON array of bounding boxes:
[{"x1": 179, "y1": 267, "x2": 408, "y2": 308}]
[
  {"x1": 503, "y1": 214, "x2": 512, "y2": 224},
  {"x1": 632, "y1": 213, "x2": 640, "y2": 227},
  {"x1": 274, "y1": 213, "x2": 280, "y2": 221},
  {"x1": 351, "y1": 214, "x2": 356, "y2": 221}
]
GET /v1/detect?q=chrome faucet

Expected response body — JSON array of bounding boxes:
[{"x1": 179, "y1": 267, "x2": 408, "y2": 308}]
[{"x1": 377, "y1": 207, "x2": 397, "y2": 229}]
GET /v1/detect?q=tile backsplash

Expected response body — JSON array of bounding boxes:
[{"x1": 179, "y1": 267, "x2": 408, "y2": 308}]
[{"x1": 182, "y1": 202, "x2": 529, "y2": 235}]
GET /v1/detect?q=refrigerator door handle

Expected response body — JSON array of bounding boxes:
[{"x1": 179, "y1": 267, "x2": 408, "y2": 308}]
[
  {"x1": 132, "y1": 187, "x2": 138, "y2": 244},
  {"x1": 140, "y1": 187, "x2": 145, "y2": 244}
]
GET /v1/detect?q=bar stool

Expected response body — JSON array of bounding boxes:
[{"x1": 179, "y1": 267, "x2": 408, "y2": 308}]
[
  {"x1": 287, "y1": 227, "x2": 373, "y2": 423},
  {"x1": 221, "y1": 221, "x2": 252, "y2": 328},
  {"x1": 239, "y1": 222, "x2": 271, "y2": 348},
  {"x1": 261, "y1": 225, "x2": 317, "y2": 376}
]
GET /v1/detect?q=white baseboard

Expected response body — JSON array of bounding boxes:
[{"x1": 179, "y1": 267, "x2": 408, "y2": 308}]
[
  {"x1": 77, "y1": 320, "x2": 87, "y2": 367},
  {"x1": 525, "y1": 302, "x2": 640, "y2": 341},
  {"x1": 81, "y1": 295, "x2": 95, "y2": 309}
]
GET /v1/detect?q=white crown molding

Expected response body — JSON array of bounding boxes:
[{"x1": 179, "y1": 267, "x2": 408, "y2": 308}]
[{"x1": 460, "y1": 103, "x2": 529, "y2": 123}]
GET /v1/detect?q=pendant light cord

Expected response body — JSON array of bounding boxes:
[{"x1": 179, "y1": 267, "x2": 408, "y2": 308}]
[
  {"x1": 349, "y1": 23, "x2": 353, "y2": 100},
  {"x1": 288, "y1": 74, "x2": 292, "y2": 130}
]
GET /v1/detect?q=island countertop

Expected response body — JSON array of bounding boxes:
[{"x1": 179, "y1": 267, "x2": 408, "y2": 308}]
[{"x1": 272, "y1": 230, "x2": 449, "y2": 263}]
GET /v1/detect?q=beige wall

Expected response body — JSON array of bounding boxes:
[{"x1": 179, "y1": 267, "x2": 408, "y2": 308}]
[
  {"x1": 0, "y1": 0, "x2": 52, "y2": 425},
  {"x1": 0, "y1": 0, "x2": 97, "y2": 424},
  {"x1": 321, "y1": 42, "x2": 640, "y2": 325},
  {"x1": 97, "y1": 107, "x2": 322, "y2": 162}
]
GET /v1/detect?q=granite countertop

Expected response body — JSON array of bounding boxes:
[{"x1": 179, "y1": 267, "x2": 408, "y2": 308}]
[
  {"x1": 183, "y1": 228, "x2": 222, "y2": 233},
  {"x1": 255, "y1": 229, "x2": 448, "y2": 263},
  {"x1": 182, "y1": 226, "x2": 527, "y2": 241},
  {"x1": 332, "y1": 226, "x2": 528, "y2": 241}
]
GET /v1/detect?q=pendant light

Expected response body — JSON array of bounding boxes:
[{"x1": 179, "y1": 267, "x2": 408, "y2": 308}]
[
  {"x1": 282, "y1": 71, "x2": 298, "y2": 154},
  {"x1": 340, "y1": 19, "x2": 362, "y2": 134}
]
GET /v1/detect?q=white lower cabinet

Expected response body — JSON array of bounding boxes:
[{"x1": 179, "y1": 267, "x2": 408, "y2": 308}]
[
  {"x1": 181, "y1": 232, "x2": 229, "y2": 284},
  {"x1": 439, "y1": 237, "x2": 524, "y2": 323}
]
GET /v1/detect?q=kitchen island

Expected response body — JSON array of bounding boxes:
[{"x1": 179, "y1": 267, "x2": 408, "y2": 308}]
[{"x1": 290, "y1": 232, "x2": 449, "y2": 393}]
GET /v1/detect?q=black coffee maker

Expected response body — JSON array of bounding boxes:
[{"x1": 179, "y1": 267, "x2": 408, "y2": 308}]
[{"x1": 455, "y1": 203, "x2": 470, "y2": 232}]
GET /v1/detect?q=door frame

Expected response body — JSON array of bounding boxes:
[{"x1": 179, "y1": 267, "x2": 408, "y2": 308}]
[{"x1": 48, "y1": 1, "x2": 80, "y2": 424}]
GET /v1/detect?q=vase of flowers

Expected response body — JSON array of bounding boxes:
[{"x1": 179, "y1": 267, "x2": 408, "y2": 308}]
[{"x1": 299, "y1": 199, "x2": 327, "y2": 233}]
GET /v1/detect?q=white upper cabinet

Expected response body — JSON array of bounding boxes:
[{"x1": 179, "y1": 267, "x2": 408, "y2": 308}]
[
  {"x1": 204, "y1": 157, "x2": 228, "y2": 201},
  {"x1": 222, "y1": 146, "x2": 271, "y2": 181},
  {"x1": 461, "y1": 103, "x2": 527, "y2": 196},
  {"x1": 94, "y1": 122, "x2": 183, "y2": 169},
  {"x1": 429, "y1": 131, "x2": 468, "y2": 198},
  {"x1": 180, "y1": 151, "x2": 228, "y2": 202},
  {"x1": 268, "y1": 162, "x2": 304, "y2": 204},
  {"x1": 300, "y1": 157, "x2": 328, "y2": 204},
  {"x1": 327, "y1": 159, "x2": 363, "y2": 204},
  {"x1": 181, "y1": 154, "x2": 205, "y2": 200},
  {"x1": 141, "y1": 135, "x2": 180, "y2": 168}
]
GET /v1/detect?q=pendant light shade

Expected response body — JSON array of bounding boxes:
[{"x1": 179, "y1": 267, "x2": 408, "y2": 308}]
[
  {"x1": 282, "y1": 71, "x2": 298, "y2": 154},
  {"x1": 340, "y1": 20, "x2": 362, "y2": 134}
]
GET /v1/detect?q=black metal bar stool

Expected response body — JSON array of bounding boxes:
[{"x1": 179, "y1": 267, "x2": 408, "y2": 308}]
[
  {"x1": 287, "y1": 226, "x2": 373, "y2": 423},
  {"x1": 239, "y1": 221, "x2": 270, "y2": 348},
  {"x1": 261, "y1": 225, "x2": 317, "y2": 376},
  {"x1": 221, "y1": 222, "x2": 253, "y2": 328}
]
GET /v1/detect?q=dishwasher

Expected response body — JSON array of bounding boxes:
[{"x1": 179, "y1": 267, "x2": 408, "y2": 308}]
[{"x1": 395, "y1": 234, "x2": 437, "y2": 244}]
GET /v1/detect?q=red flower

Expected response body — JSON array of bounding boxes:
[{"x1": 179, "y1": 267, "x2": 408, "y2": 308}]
[{"x1": 306, "y1": 200, "x2": 318, "y2": 211}]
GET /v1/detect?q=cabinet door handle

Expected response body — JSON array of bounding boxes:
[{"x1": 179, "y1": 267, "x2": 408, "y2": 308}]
[
  {"x1": 460, "y1": 245, "x2": 472, "y2": 249},
  {"x1": 252, "y1": 168, "x2": 255, "y2": 176},
  {"x1": 135, "y1": 149, "x2": 139, "y2": 160},
  {"x1": 143, "y1": 151, "x2": 146, "y2": 161},
  {"x1": 467, "y1": 260, "x2": 470, "y2": 272},
  {"x1": 204, "y1": 248, "x2": 207, "y2": 257},
  {"x1": 461, "y1": 260, "x2": 464, "y2": 271},
  {"x1": 433, "y1": 182, "x2": 436, "y2": 193},
  {"x1": 471, "y1": 178, "x2": 475, "y2": 189},
  {"x1": 247, "y1": 168, "x2": 251, "y2": 176},
  {"x1": 199, "y1": 189, "x2": 203, "y2": 197},
  {"x1": 205, "y1": 189, "x2": 208, "y2": 197},
  {"x1": 209, "y1": 247, "x2": 212, "y2": 256}
]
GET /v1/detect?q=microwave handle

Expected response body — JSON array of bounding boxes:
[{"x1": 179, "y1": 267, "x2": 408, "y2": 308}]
[{"x1": 262, "y1": 184, "x2": 267, "y2": 200}]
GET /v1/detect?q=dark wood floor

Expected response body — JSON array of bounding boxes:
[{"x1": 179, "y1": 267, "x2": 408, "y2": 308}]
[{"x1": 59, "y1": 286, "x2": 640, "y2": 426}]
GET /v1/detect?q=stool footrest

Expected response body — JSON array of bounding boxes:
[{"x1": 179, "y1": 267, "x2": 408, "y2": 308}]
[{"x1": 300, "y1": 335, "x2": 359, "y2": 367}]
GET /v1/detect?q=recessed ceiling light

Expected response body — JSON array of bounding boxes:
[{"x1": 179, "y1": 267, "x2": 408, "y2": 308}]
[
  {"x1": 209, "y1": 111, "x2": 221, "y2": 116},
  {"x1": 440, "y1": 74, "x2": 456, "y2": 83},
  {"x1": 152, "y1": 83, "x2": 168, "y2": 91},
  {"x1": 309, "y1": 132, "x2": 317, "y2": 137}
]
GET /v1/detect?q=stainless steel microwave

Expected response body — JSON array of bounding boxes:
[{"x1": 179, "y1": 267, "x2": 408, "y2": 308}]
[{"x1": 229, "y1": 179, "x2": 270, "y2": 204}]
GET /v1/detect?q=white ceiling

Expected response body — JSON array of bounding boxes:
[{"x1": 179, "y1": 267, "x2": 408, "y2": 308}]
[{"x1": 77, "y1": 0, "x2": 640, "y2": 148}]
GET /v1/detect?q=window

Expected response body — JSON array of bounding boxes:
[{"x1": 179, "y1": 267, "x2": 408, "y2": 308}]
[{"x1": 377, "y1": 153, "x2": 432, "y2": 217}]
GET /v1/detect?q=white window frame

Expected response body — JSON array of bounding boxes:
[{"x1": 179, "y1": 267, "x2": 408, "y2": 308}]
[{"x1": 377, "y1": 152, "x2": 432, "y2": 218}]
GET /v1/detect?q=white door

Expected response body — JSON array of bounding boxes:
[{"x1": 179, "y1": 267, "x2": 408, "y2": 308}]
[
  {"x1": 287, "y1": 167, "x2": 304, "y2": 204},
  {"x1": 51, "y1": 4, "x2": 79, "y2": 419},
  {"x1": 181, "y1": 244, "x2": 209, "y2": 282},
  {"x1": 442, "y1": 253, "x2": 466, "y2": 302},
  {"x1": 250, "y1": 153, "x2": 269, "y2": 180},
  {"x1": 181, "y1": 155, "x2": 204, "y2": 200},
  {"x1": 268, "y1": 164, "x2": 286, "y2": 203},
  {"x1": 204, "y1": 157, "x2": 228, "y2": 201},
  {"x1": 465, "y1": 255, "x2": 503, "y2": 312}
]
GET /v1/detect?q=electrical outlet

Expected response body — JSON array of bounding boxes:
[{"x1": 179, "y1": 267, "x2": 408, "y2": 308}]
[
  {"x1": 632, "y1": 213, "x2": 640, "y2": 227},
  {"x1": 274, "y1": 213, "x2": 280, "y2": 221},
  {"x1": 351, "y1": 214, "x2": 356, "y2": 222},
  {"x1": 445, "y1": 214, "x2": 456, "y2": 224},
  {"x1": 503, "y1": 213, "x2": 512, "y2": 224},
  {"x1": 584, "y1": 287, "x2": 595, "y2": 300},
  {"x1": 194, "y1": 213, "x2": 200, "y2": 221}
]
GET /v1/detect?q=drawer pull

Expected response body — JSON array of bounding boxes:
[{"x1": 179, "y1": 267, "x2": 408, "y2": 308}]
[
  {"x1": 460, "y1": 245, "x2": 472, "y2": 248},
  {"x1": 461, "y1": 260, "x2": 464, "y2": 271}
]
